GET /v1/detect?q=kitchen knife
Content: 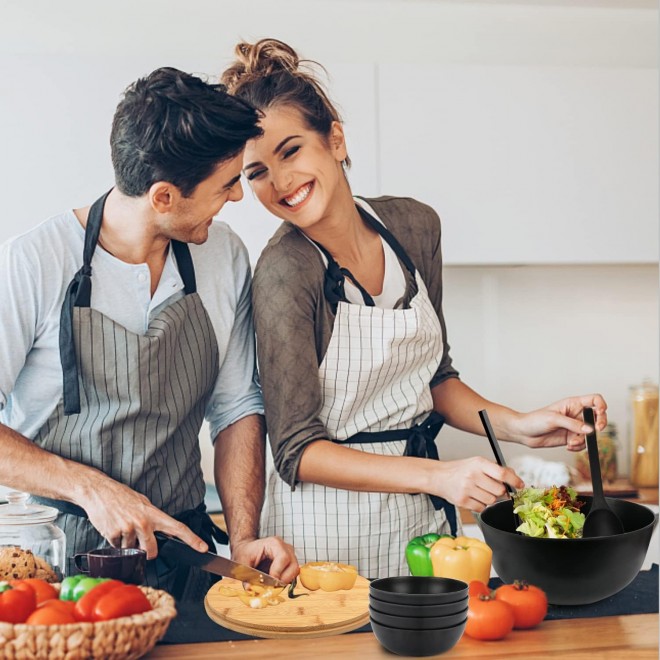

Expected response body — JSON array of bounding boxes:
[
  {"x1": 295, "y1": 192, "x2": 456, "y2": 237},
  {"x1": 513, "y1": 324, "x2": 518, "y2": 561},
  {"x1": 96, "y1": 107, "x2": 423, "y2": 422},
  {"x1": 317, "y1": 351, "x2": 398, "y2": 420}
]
[{"x1": 155, "y1": 532, "x2": 287, "y2": 588}]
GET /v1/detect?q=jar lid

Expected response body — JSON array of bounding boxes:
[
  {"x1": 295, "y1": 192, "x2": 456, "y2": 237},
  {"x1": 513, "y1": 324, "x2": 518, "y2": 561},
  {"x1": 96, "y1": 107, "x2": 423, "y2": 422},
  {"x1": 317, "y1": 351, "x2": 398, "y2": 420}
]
[{"x1": 0, "y1": 491, "x2": 58, "y2": 525}]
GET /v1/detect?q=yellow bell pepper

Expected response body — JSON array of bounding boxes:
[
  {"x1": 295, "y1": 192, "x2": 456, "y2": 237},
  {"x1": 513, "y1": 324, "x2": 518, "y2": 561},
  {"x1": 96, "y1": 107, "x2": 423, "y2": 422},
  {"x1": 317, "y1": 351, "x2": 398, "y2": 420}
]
[
  {"x1": 430, "y1": 536, "x2": 493, "y2": 584},
  {"x1": 298, "y1": 562, "x2": 358, "y2": 591}
]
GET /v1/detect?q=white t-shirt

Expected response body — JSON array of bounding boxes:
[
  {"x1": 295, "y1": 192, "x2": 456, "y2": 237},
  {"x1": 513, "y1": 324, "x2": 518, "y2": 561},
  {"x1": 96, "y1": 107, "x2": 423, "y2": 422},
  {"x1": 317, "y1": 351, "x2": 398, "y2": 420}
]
[
  {"x1": 343, "y1": 233, "x2": 407, "y2": 308},
  {"x1": 345, "y1": 198, "x2": 406, "y2": 308},
  {"x1": 0, "y1": 210, "x2": 263, "y2": 442}
]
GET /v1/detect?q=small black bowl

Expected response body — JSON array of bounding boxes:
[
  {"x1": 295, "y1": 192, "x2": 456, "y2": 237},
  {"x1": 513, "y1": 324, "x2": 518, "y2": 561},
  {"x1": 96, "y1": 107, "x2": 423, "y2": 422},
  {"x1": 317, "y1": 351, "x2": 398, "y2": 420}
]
[
  {"x1": 369, "y1": 605, "x2": 468, "y2": 630},
  {"x1": 371, "y1": 617, "x2": 466, "y2": 656},
  {"x1": 369, "y1": 595, "x2": 469, "y2": 618},
  {"x1": 479, "y1": 496, "x2": 658, "y2": 605},
  {"x1": 370, "y1": 576, "x2": 468, "y2": 605}
]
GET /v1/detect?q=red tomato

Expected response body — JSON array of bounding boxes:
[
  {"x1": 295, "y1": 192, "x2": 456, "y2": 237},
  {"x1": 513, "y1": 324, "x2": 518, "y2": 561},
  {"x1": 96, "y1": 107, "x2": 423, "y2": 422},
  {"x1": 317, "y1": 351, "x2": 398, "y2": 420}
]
[
  {"x1": 10, "y1": 578, "x2": 59, "y2": 605},
  {"x1": 495, "y1": 581, "x2": 548, "y2": 629},
  {"x1": 73, "y1": 580, "x2": 124, "y2": 622},
  {"x1": 26, "y1": 605, "x2": 76, "y2": 625},
  {"x1": 465, "y1": 594, "x2": 515, "y2": 641},
  {"x1": 38, "y1": 599, "x2": 77, "y2": 616},
  {"x1": 468, "y1": 580, "x2": 491, "y2": 598},
  {"x1": 0, "y1": 588, "x2": 37, "y2": 623},
  {"x1": 93, "y1": 585, "x2": 152, "y2": 621}
]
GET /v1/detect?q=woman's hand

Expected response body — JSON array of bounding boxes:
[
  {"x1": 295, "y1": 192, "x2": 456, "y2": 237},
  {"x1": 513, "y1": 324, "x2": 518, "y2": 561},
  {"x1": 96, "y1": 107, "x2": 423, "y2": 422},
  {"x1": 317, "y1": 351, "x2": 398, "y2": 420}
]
[
  {"x1": 510, "y1": 394, "x2": 607, "y2": 451},
  {"x1": 231, "y1": 536, "x2": 300, "y2": 585},
  {"x1": 428, "y1": 457, "x2": 524, "y2": 512}
]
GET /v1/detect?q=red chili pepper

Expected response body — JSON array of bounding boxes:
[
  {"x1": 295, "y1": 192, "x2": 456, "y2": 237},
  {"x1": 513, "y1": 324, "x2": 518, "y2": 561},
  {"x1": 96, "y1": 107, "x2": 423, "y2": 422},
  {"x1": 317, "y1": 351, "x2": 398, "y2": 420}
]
[
  {"x1": 73, "y1": 579, "x2": 124, "y2": 622},
  {"x1": 0, "y1": 587, "x2": 37, "y2": 623},
  {"x1": 93, "y1": 584, "x2": 152, "y2": 621}
]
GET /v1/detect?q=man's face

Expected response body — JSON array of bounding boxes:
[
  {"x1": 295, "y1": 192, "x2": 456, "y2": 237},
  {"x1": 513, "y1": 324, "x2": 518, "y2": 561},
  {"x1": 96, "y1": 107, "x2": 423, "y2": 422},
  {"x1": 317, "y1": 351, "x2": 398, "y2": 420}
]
[{"x1": 162, "y1": 152, "x2": 245, "y2": 244}]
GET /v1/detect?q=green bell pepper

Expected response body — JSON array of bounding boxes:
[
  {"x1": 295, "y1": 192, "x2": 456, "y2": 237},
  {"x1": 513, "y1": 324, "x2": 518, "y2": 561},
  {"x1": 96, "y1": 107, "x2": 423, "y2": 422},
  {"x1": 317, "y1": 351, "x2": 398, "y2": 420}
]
[
  {"x1": 405, "y1": 533, "x2": 453, "y2": 576},
  {"x1": 72, "y1": 577, "x2": 110, "y2": 601},
  {"x1": 59, "y1": 574, "x2": 85, "y2": 601},
  {"x1": 60, "y1": 575, "x2": 108, "y2": 601}
]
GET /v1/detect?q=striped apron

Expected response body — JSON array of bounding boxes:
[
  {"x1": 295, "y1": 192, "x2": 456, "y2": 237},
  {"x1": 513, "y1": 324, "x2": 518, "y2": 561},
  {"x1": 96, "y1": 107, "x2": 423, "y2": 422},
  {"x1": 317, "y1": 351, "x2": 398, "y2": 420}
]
[
  {"x1": 260, "y1": 207, "x2": 460, "y2": 579},
  {"x1": 31, "y1": 191, "x2": 224, "y2": 600}
]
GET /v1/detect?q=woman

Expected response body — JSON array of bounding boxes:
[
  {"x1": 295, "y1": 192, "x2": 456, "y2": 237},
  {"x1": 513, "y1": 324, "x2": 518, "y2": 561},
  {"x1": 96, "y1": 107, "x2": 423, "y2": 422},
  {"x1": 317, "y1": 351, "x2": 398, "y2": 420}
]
[{"x1": 221, "y1": 39, "x2": 607, "y2": 578}]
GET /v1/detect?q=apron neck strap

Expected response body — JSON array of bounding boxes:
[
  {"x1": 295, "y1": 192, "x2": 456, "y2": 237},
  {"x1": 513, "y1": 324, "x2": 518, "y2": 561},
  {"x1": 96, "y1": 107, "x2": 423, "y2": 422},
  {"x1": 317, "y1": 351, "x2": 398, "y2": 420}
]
[
  {"x1": 355, "y1": 203, "x2": 417, "y2": 276},
  {"x1": 171, "y1": 239, "x2": 197, "y2": 294},
  {"x1": 313, "y1": 240, "x2": 376, "y2": 308},
  {"x1": 315, "y1": 203, "x2": 417, "y2": 309},
  {"x1": 59, "y1": 190, "x2": 198, "y2": 415}
]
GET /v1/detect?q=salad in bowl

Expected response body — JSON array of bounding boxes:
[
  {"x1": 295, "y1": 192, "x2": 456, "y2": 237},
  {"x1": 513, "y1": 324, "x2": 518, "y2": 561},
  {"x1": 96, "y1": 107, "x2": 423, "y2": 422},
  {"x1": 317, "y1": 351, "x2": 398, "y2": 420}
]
[{"x1": 513, "y1": 485, "x2": 586, "y2": 539}]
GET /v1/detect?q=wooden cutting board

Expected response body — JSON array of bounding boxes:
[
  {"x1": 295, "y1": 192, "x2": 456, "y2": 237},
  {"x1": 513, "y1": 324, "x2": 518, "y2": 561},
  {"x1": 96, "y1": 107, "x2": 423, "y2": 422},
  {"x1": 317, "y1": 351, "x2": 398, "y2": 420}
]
[
  {"x1": 204, "y1": 575, "x2": 370, "y2": 639},
  {"x1": 573, "y1": 480, "x2": 640, "y2": 498}
]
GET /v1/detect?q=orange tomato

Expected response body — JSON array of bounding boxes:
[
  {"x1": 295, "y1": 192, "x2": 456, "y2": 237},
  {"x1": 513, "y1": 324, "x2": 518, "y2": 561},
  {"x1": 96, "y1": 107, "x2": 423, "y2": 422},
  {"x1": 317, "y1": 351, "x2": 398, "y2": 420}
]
[
  {"x1": 495, "y1": 581, "x2": 548, "y2": 629},
  {"x1": 465, "y1": 594, "x2": 515, "y2": 641},
  {"x1": 468, "y1": 580, "x2": 491, "y2": 598},
  {"x1": 25, "y1": 605, "x2": 76, "y2": 625},
  {"x1": 10, "y1": 578, "x2": 58, "y2": 605}
]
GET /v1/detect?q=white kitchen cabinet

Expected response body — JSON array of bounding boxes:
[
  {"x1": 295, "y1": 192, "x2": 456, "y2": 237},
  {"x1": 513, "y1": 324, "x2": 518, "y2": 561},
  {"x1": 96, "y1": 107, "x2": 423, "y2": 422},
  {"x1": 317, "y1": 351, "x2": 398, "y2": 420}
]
[{"x1": 377, "y1": 64, "x2": 658, "y2": 265}]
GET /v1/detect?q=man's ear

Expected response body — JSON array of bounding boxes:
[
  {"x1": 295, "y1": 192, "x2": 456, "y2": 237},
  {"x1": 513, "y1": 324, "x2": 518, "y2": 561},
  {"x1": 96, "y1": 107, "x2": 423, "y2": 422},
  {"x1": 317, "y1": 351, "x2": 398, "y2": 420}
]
[
  {"x1": 149, "y1": 181, "x2": 180, "y2": 214},
  {"x1": 329, "y1": 121, "x2": 348, "y2": 162}
]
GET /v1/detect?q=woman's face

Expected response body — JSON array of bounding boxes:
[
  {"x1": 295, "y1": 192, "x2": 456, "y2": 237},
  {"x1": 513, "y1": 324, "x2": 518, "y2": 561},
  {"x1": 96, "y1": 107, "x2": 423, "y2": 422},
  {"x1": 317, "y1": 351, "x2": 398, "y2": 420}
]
[{"x1": 242, "y1": 105, "x2": 348, "y2": 231}]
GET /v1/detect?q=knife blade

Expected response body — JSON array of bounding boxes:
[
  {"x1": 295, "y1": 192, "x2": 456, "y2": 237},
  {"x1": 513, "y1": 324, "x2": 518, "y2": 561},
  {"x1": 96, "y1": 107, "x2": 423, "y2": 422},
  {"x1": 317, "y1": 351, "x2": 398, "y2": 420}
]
[{"x1": 155, "y1": 532, "x2": 287, "y2": 588}]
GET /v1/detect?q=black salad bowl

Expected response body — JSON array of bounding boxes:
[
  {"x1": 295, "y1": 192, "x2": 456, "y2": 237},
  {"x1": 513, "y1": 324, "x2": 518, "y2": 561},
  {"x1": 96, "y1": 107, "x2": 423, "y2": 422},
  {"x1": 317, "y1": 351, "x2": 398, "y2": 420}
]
[{"x1": 478, "y1": 496, "x2": 658, "y2": 605}]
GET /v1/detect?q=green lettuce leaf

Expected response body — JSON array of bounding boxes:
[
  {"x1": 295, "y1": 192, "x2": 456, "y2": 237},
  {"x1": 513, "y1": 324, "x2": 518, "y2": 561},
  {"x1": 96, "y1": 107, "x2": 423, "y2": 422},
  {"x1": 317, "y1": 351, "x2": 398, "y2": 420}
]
[{"x1": 512, "y1": 486, "x2": 585, "y2": 539}]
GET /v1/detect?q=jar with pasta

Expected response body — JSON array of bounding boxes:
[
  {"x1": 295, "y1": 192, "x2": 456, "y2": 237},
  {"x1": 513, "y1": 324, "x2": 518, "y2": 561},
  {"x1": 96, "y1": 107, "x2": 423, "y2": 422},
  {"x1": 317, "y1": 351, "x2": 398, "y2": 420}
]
[{"x1": 629, "y1": 379, "x2": 659, "y2": 487}]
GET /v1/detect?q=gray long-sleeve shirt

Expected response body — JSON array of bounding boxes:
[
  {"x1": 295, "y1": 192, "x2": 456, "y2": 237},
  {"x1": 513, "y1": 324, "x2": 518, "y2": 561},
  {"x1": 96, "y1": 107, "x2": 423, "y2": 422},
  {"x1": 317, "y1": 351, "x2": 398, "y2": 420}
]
[{"x1": 252, "y1": 196, "x2": 460, "y2": 488}]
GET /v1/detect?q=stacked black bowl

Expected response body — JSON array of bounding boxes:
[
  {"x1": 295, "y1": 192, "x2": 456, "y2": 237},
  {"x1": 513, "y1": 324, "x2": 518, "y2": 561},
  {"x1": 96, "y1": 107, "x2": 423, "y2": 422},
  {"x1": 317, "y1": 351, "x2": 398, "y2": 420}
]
[{"x1": 369, "y1": 576, "x2": 468, "y2": 657}]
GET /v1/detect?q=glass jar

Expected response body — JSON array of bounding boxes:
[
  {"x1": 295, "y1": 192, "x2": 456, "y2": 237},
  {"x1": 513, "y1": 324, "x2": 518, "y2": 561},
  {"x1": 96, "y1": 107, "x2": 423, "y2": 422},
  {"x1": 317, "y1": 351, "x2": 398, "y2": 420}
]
[
  {"x1": 0, "y1": 491, "x2": 65, "y2": 581},
  {"x1": 629, "y1": 379, "x2": 659, "y2": 487},
  {"x1": 574, "y1": 423, "x2": 619, "y2": 483}
]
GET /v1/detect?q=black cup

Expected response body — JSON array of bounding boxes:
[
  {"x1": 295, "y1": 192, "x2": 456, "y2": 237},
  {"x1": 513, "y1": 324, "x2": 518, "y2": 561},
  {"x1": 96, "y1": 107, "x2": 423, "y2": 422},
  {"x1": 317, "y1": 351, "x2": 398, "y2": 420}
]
[{"x1": 73, "y1": 547, "x2": 147, "y2": 584}]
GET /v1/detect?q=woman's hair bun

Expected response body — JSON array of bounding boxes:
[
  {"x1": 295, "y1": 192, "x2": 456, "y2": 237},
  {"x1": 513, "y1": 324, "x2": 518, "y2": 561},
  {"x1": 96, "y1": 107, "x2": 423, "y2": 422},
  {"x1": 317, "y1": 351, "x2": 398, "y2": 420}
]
[{"x1": 222, "y1": 38, "x2": 300, "y2": 93}]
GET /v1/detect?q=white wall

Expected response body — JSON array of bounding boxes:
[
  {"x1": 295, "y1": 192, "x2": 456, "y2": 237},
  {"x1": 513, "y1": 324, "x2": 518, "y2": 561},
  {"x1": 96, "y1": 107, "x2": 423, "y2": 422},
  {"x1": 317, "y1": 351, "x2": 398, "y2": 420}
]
[{"x1": 1, "y1": 0, "x2": 658, "y2": 486}]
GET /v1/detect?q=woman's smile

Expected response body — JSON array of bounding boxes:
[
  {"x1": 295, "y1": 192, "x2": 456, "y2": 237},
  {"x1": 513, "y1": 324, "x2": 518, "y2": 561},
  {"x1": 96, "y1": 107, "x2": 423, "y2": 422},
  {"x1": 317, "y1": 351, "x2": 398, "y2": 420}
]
[{"x1": 281, "y1": 181, "x2": 314, "y2": 210}]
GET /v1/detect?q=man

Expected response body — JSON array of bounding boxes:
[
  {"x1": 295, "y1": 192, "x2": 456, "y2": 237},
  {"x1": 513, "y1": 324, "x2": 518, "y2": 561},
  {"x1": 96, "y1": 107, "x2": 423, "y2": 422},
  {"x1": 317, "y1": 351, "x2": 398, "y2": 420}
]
[{"x1": 0, "y1": 67, "x2": 298, "y2": 599}]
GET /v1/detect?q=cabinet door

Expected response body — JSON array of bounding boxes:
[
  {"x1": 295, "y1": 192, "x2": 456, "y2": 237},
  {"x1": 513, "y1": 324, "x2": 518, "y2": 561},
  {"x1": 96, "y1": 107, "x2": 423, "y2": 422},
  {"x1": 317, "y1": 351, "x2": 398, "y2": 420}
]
[{"x1": 378, "y1": 64, "x2": 658, "y2": 265}]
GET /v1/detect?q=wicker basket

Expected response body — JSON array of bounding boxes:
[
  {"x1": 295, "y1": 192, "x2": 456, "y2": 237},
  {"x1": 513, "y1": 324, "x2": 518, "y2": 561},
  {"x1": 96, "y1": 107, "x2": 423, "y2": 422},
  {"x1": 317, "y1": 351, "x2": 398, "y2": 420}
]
[{"x1": 0, "y1": 586, "x2": 177, "y2": 660}]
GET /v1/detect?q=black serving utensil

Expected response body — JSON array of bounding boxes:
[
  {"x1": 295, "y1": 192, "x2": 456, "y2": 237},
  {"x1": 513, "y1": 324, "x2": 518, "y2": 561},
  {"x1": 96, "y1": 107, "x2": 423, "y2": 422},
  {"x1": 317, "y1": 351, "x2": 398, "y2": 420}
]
[
  {"x1": 581, "y1": 407, "x2": 625, "y2": 538},
  {"x1": 478, "y1": 409, "x2": 522, "y2": 532}
]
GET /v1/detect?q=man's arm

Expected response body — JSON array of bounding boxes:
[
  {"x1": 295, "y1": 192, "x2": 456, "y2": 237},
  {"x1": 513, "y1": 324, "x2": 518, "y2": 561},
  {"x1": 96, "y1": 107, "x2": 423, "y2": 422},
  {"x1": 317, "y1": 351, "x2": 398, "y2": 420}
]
[
  {"x1": 0, "y1": 422, "x2": 207, "y2": 558},
  {"x1": 213, "y1": 414, "x2": 299, "y2": 583},
  {"x1": 213, "y1": 413, "x2": 266, "y2": 545}
]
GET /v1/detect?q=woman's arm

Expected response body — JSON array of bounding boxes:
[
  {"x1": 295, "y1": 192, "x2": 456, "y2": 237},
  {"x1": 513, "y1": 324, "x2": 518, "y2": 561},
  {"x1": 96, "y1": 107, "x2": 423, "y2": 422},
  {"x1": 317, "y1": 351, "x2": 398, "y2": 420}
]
[
  {"x1": 297, "y1": 439, "x2": 522, "y2": 512},
  {"x1": 431, "y1": 378, "x2": 608, "y2": 451}
]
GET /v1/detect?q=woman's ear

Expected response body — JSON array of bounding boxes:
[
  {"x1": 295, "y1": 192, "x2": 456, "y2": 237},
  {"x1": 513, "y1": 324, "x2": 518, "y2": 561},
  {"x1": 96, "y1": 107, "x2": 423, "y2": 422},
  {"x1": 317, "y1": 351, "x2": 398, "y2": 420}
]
[{"x1": 329, "y1": 121, "x2": 348, "y2": 162}]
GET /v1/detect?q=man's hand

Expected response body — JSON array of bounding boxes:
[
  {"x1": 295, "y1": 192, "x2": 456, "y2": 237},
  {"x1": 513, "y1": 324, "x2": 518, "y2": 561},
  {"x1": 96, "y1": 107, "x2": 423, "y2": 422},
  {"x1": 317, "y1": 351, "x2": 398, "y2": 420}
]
[
  {"x1": 80, "y1": 476, "x2": 207, "y2": 560},
  {"x1": 231, "y1": 536, "x2": 299, "y2": 585}
]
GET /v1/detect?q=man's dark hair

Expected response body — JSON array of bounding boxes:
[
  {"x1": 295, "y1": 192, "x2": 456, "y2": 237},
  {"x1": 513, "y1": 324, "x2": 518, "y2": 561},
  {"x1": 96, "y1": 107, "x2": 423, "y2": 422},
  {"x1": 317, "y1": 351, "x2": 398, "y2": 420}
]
[{"x1": 110, "y1": 67, "x2": 262, "y2": 197}]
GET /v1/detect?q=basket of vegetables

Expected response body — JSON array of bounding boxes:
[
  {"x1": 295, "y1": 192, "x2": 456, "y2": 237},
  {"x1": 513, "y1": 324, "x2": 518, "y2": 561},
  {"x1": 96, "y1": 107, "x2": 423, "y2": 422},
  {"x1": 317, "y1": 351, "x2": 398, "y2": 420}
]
[{"x1": 0, "y1": 576, "x2": 176, "y2": 659}]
